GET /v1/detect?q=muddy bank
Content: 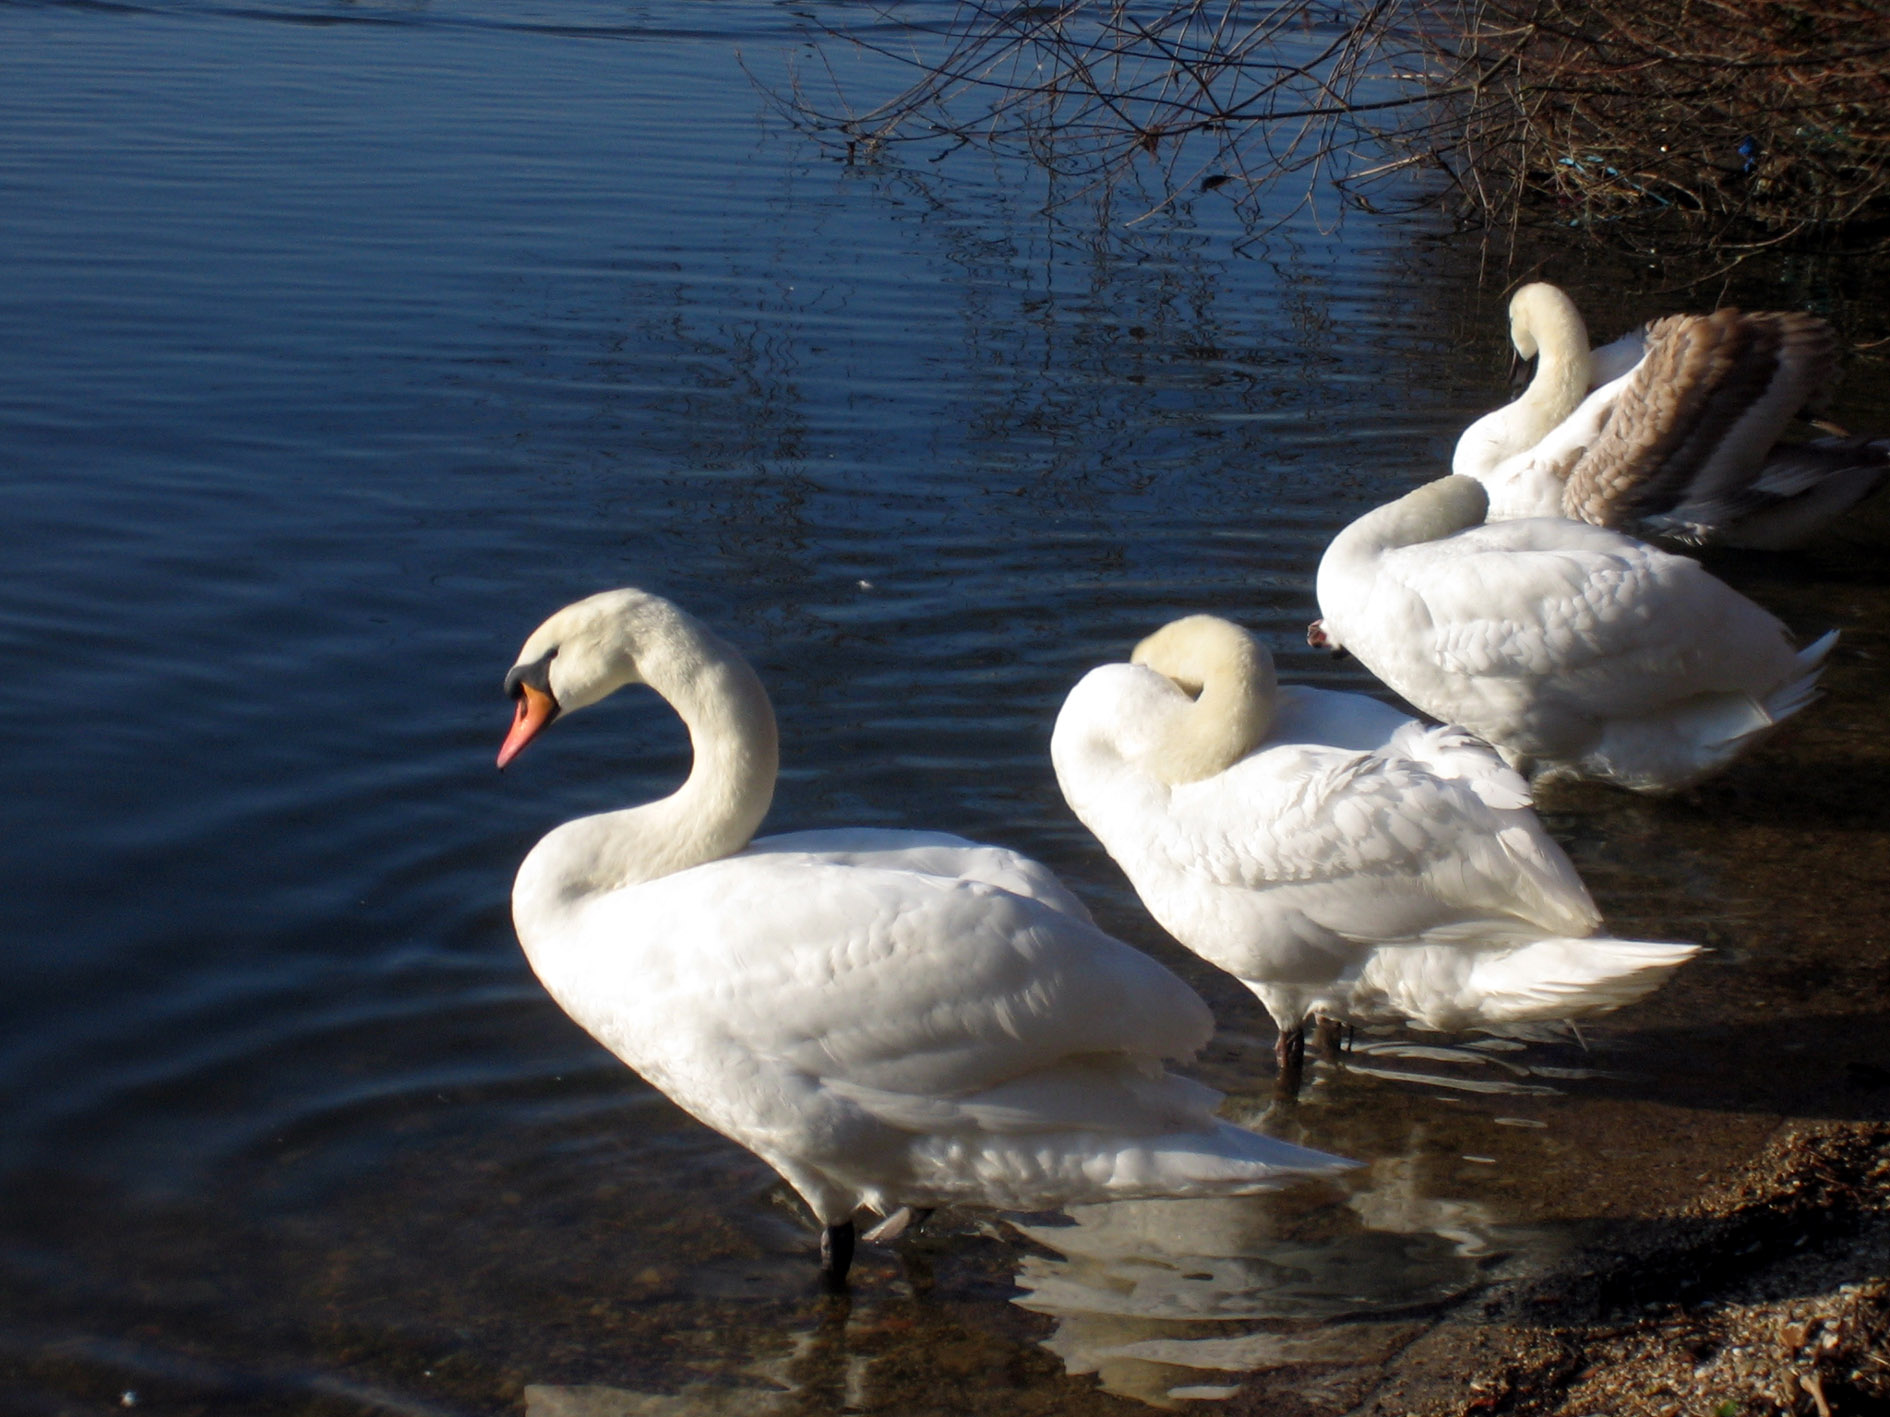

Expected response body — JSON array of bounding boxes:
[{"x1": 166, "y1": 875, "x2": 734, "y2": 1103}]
[{"x1": 1222, "y1": 1124, "x2": 1890, "y2": 1416}]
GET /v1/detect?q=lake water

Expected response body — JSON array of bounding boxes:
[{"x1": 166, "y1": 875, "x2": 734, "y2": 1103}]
[{"x1": 4, "y1": 1, "x2": 1889, "y2": 1412}]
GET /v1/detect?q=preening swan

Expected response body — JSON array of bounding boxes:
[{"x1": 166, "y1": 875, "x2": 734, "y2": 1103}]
[
  {"x1": 1451, "y1": 284, "x2": 1605, "y2": 481},
  {"x1": 1309, "y1": 477, "x2": 1837, "y2": 792},
  {"x1": 498, "y1": 588, "x2": 1351, "y2": 1287},
  {"x1": 1050, "y1": 613, "x2": 1698, "y2": 1092},
  {"x1": 1456, "y1": 285, "x2": 1886, "y2": 548}
]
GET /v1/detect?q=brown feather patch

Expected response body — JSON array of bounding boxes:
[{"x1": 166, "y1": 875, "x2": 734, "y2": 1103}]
[{"x1": 1561, "y1": 309, "x2": 1838, "y2": 531}]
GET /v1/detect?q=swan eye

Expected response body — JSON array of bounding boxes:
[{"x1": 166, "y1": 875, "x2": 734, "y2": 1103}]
[{"x1": 505, "y1": 648, "x2": 559, "y2": 702}]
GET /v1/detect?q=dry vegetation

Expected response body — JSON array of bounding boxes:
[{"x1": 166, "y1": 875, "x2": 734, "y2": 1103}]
[
  {"x1": 774, "y1": 0, "x2": 1890, "y2": 254},
  {"x1": 1444, "y1": 0, "x2": 1890, "y2": 253}
]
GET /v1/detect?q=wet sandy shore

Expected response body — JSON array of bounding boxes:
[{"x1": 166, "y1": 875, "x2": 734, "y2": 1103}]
[{"x1": 1221, "y1": 1121, "x2": 1890, "y2": 1416}]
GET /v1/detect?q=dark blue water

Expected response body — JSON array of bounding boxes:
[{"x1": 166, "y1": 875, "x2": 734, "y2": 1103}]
[{"x1": 4, "y1": 1, "x2": 1888, "y2": 1411}]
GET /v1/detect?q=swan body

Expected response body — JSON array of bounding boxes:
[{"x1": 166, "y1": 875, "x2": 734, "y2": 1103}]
[
  {"x1": 1050, "y1": 613, "x2": 1699, "y2": 1064},
  {"x1": 1457, "y1": 286, "x2": 1886, "y2": 548},
  {"x1": 1310, "y1": 477, "x2": 1837, "y2": 792},
  {"x1": 499, "y1": 588, "x2": 1350, "y2": 1284}
]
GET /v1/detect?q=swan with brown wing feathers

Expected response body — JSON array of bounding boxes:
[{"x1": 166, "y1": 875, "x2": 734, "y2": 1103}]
[{"x1": 1455, "y1": 285, "x2": 1887, "y2": 549}]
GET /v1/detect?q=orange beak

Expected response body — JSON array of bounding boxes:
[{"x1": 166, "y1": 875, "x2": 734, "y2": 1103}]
[{"x1": 498, "y1": 682, "x2": 558, "y2": 768}]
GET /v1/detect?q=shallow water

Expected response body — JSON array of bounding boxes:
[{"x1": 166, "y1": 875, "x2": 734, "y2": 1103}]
[{"x1": 3, "y1": 1, "x2": 1888, "y2": 1411}]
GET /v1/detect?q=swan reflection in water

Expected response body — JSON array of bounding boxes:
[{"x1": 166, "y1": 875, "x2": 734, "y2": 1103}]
[
  {"x1": 1006, "y1": 1029, "x2": 1623, "y2": 1405},
  {"x1": 520, "y1": 1114, "x2": 1543, "y2": 1412},
  {"x1": 522, "y1": 1294, "x2": 861, "y2": 1416},
  {"x1": 1011, "y1": 1124, "x2": 1524, "y2": 1407}
]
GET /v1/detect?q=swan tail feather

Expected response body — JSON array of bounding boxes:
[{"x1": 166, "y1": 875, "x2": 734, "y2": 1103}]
[
  {"x1": 1593, "y1": 632, "x2": 1832, "y2": 789},
  {"x1": 1710, "y1": 629, "x2": 1837, "y2": 741},
  {"x1": 1467, "y1": 936, "x2": 1701, "y2": 1022},
  {"x1": 1764, "y1": 630, "x2": 1838, "y2": 724}
]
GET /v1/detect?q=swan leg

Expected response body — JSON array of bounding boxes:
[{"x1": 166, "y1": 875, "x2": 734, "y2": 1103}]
[
  {"x1": 819, "y1": 1219, "x2": 856, "y2": 1292},
  {"x1": 1274, "y1": 1020, "x2": 1307, "y2": 1097},
  {"x1": 1313, "y1": 1015, "x2": 1349, "y2": 1063}
]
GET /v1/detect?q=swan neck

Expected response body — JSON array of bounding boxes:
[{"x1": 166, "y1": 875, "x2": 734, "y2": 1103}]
[
  {"x1": 650, "y1": 641, "x2": 780, "y2": 869},
  {"x1": 1515, "y1": 287, "x2": 1592, "y2": 432},
  {"x1": 515, "y1": 621, "x2": 779, "y2": 935},
  {"x1": 1152, "y1": 675, "x2": 1270, "y2": 784},
  {"x1": 1330, "y1": 477, "x2": 1488, "y2": 560},
  {"x1": 1135, "y1": 627, "x2": 1275, "y2": 784}
]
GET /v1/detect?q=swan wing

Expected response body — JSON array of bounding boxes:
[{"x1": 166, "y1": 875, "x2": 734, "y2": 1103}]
[
  {"x1": 1383, "y1": 719, "x2": 1533, "y2": 810},
  {"x1": 1749, "y1": 435, "x2": 1890, "y2": 498},
  {"x1": 1265, "y1": 684, "x2": 1415, "y2": 752},
  {"x1": 1588, "y1": 327, "x2": 1648, "y2": 385},
  {"x1": 1646, "y1": 434, "x2": 1890, "y2": 546},
  {"x1": 1562, "y1": 309, "x2": 1837, "y2": 528},
  {"x1": 558, "y1": 853, "x2": 1212, "y2": 1104},
  {"x1": 1374, "y1": 520, "x2": 1791, "y2": 716},
  {"x1": 747, "y1": 828, "x2": 1097, "y2": 926},
  {"x1": 1152, "y1": 737, "x2": 1596, "y2": 942}
]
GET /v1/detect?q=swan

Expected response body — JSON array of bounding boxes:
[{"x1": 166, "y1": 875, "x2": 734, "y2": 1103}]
[
  {"x1": 496, "y1": 587, "x2": 1351, "y2": 1288},
  {"x1": 1309, "y1": 477, "x2": 1837, "y2": 792},
  {"x1": 1457, "y1": 285, "x2": 1886, "y2": 548},
  {"x1": 1050, "y1": 612, "x2": 1699, "y2": 1090}
]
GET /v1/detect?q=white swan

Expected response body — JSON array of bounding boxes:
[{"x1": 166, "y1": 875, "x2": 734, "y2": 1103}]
[
  {"x1": 497, "y1": 588, "x2": 1351, "y2": 1287},
  {"x1": 1309, "y1": 477, "x2": 1837, "y2": 792},
  {"x1": 1456, "y1": 285, "x2": 1886, "y2": 548},
  {"x1": 1050, "y1": 613, "x2": 1699, "y2": 1088}
]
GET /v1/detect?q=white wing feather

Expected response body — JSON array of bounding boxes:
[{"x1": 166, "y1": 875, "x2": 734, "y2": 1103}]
[
  {"x1": 553, "y1": 849, "x2": 1210, "y2": 1101},
  {"x1": 1371, "y1": 518, "x2": 1803, "y2": 721}
]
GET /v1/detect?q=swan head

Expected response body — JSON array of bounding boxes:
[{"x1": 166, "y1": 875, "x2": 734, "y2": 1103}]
[
  {"x1": 1507, "y1": 282, "x2": 1584, "y2": 362},
  {"x1": 1132, "y1": 615, "x2": 1275, "y2": 702},
  {"x1": 498, "y1": 588, "x2": 692, "y2": 768},
  {"x1": 1130, "y1": 615, "x2": 1276, "y2": 782}
]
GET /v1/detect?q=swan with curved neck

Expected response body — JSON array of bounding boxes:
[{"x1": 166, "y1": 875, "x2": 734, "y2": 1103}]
[
  {"x1": 503, "y1": 589, "x2": 778, "y2": 915},
  {"x1": 1455, "y1": 285, "x2": 1884, "y2": 547},
  {"x1": 1310, "y1": 477, "x2": 1837, "y2": 791},
  {"x1": 1451, "y1": 283, "x2": 1595, "y2": 482},
  {"x1": 1129, "y1": 615, "x2": 1276, "y2": 783},
  {"x1": 1052, "y1": 613, "x2": 1698, "y2": 1093},
  {"x1": 499, "y1": 588, "x2": 1351, "y2": 1288}
]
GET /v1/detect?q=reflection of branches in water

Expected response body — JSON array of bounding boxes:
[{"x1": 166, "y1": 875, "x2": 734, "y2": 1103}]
[
  {"x1": 768, "y1": 0, "x2": 1890, "y2": 258},
  {"x1": 832, "y1": 157, "x2": 1454, "y2": 526},
  {"x1": 768, "y1": 0, "x2": 1463, "y2": 238}
]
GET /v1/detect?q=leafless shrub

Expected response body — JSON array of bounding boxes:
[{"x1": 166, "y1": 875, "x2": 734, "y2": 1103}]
[{"x1": 1436, "y1": 0, "x2": 1890, "y2": 253}]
